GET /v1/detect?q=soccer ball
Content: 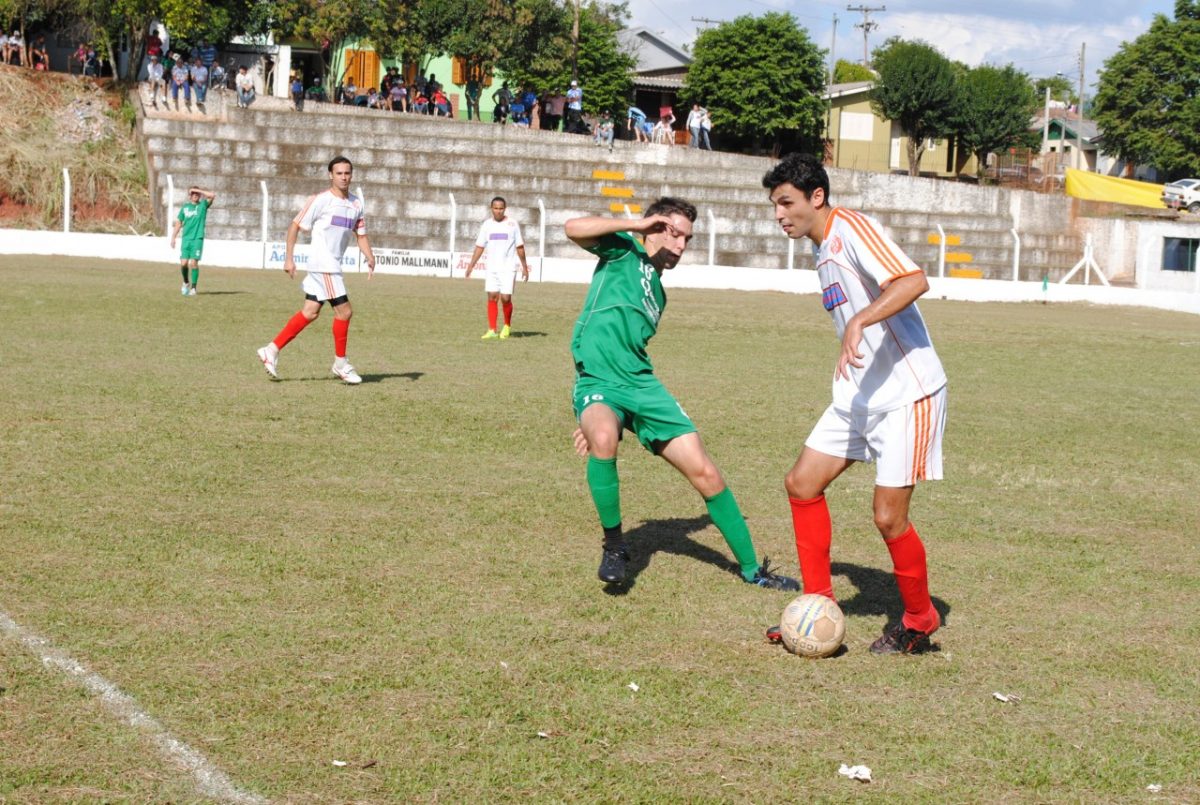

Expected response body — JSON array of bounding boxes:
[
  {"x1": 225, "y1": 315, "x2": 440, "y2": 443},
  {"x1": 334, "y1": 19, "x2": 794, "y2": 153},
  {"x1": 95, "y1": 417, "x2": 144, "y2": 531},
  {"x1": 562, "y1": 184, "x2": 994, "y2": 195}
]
[{"x1": 779, "y1": 594, "x2": 846, "y2": 658}]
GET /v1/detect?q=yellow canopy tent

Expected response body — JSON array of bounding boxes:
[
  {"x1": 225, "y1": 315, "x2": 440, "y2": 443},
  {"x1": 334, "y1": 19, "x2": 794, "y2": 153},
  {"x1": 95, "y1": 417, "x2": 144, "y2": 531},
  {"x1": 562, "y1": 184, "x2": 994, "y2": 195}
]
[{"x1": 1064, "y1": 168, "x2": 1167, "y2": 210}]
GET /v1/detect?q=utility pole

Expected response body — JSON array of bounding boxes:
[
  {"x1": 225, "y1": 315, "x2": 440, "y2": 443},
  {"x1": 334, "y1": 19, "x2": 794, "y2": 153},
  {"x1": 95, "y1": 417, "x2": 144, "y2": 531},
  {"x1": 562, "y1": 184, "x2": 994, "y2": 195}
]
[
  {"x1": 847, "y1": 4, "x2": 885, "y2": 66},
  {"x1": 690, "y1": 16, "x2": 725, "y2": 28},
  {"x1": 571, "y1": 0, "x2": 580, "y2": 82},
  {"x1": 1076, "y1": 42, "x2": 1086, "y2": 171},
  {"x1": 827, "y1": 14, "x2": 838, "y2": 143}
]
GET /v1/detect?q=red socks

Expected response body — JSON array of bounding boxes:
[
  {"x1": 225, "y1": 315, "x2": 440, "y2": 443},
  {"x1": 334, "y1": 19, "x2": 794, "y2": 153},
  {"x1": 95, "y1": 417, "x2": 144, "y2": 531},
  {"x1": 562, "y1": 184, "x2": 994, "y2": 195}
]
[
  {"x1": 885, "y1": 523, "x2": 938, "y2": 634},
  {"x1": 272, "y1": 312, "x2": 311, "y2": 350},
  {"x1": 789, "y1": 495, "x2": 834, "y2": 599},
  {"x1": 332, "y1": 318, "x2": 349, "y2": 358},
  {"x1": 502, "y1": 301, "x2": 513, "y2": 325},
  {"x1": 487, "y1": 299, "x2": 498, "y2": 330}
]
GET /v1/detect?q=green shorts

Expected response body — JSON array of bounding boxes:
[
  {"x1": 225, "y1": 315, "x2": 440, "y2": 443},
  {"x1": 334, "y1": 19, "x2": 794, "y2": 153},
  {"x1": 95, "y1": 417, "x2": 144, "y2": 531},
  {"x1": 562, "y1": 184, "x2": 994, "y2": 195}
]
[
  {"x1": 573, "y1": 376, "x2": 696, "y2": 453},
  {"x1": 180, "y1": 241, "x2": 204, "y2": 261}
]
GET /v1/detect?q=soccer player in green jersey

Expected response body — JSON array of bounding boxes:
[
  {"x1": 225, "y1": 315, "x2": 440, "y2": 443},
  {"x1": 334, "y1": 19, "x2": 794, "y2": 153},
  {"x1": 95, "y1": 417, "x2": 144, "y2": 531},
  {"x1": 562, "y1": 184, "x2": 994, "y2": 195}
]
[
  {"x1": 170, "y1": 186, "x2": 216, "y2": 296},
  {"x1": 565, "y1": 196, "x2": 799, "y2": 590}
]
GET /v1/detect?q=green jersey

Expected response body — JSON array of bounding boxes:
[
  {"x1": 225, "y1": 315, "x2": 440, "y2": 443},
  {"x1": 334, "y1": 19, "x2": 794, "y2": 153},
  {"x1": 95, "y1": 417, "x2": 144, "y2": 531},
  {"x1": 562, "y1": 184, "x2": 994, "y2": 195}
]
[
  {"x1": 570, "y1": 232, "x2": 666, "y2": 388},
  {"x1": 177, "y1": 199, "x2": 210, "y2": 243}
]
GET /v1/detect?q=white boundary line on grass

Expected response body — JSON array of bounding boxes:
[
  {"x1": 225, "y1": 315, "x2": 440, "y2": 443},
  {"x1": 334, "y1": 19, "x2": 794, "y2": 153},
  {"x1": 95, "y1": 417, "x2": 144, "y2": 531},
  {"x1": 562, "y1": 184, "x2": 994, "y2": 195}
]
[{"x1": 0, "y1": 610, "x2": 267, "y2": 805}]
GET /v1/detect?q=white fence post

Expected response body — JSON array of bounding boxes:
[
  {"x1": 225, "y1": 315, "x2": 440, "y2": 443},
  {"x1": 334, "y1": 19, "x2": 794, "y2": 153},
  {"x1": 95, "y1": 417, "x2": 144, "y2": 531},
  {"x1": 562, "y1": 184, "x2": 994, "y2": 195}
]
[
  {"x1": 1060, "y1": 232, "x2": 1109, "y2": 287},
  {"x1": 936, "y1": 223, "x2": 946, "y2": 278},
  {"x1": 706, "y1": 209, "x2": 716, "y2": 267},
  {"x1": 537, "y1": 197, "x2": 546, "y2": 282},
  {"x1": 448, "y1": 192, "x2": 457, "y2": 276},
  {"x1": 165, "y1": 174, "x2": 175, "y2": 238},
  {"x1": 1010, "y1": 228, "x2": 1020, "y2": 282},
  {"x1": 260, "y1": 180, "x2": 269, "y2": 269},
  {"x1": 62, "y1": 168, "x2": 71, "y2": 234},
  {"x1": 787, "y1": 233, "x2": 795, "y2": 269}
]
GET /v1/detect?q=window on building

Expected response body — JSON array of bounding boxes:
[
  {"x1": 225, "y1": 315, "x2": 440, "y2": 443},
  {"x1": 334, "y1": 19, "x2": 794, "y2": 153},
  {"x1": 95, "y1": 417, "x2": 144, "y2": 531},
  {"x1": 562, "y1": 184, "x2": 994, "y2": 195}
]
[{"x1": 1162, "y1": 237, "x2": 1200, "y2": 272}]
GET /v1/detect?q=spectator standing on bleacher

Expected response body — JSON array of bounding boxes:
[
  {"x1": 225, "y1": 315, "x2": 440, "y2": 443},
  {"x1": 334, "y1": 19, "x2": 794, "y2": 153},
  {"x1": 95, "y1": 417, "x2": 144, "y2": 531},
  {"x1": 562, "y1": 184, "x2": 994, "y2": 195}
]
[
  {"x1": 697, "y1": 105, "x2": 712, "y2": 150},
  {"x1": 565, "y1": 80, "x2": 583, "y2": 133},
  {"x1": 146, "y1": 53, "x2": 165, "y2": 107},
  {"x1": 465, "y1": 76, "x2": 481, "y2": 120},
  {"x1": 425, "y1": 73, "x2": 441, "y2": 115},
  {"x1": 170, "y1": 55, "x2": 191, "y2": 110},
  {"x1": 189, "y1": 56, "x2": 209, "y2": 113},
  {"x1": 291, "y1": 74, "x2": 305, "y2": 111},
  {"x1": 236, "y1": 64, "x2": 255, "y2": 108},
  {"x1": 342, "y1": 78, "x2": 357, "y2": 105}
]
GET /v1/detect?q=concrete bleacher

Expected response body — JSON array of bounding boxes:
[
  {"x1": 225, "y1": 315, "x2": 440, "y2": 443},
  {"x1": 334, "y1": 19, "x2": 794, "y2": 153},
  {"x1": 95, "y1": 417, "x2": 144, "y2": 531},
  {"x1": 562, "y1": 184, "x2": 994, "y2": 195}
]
[{"x1": 136, "y1": 91, "x2": 1084, "y2": 278}]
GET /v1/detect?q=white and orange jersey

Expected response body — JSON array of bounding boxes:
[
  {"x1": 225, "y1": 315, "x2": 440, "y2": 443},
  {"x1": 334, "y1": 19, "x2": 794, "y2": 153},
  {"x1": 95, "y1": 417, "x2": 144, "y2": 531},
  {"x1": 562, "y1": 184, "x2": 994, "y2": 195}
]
[
  {"x1": 475, "y1": 216, "x2": 524, "y2": 272},
  {"x1": 294, "y1": 190, "x2": 366, "y2": 275},
  {"x1": 814, "y1": 207, "x2": 946, "y2": 414}
]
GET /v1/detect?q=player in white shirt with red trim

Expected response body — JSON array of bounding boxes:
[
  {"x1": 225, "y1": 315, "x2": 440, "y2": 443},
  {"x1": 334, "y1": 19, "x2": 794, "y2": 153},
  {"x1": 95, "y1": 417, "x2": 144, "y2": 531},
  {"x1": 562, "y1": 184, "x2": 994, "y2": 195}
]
[
  {"x1": 763, "y1": 153, "x2": 947, "y2": 655},
  {"x1": 257, "y1": 155, "x2": 376, "y2": 384},
  {"x1": 464, "y1": 196, "x2": 529, "y2": 340}
]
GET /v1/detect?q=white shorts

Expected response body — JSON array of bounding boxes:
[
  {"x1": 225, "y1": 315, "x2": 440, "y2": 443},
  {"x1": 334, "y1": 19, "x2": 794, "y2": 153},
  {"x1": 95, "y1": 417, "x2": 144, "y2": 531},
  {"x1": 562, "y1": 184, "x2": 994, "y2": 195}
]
[
  {"x1": 485, "y1": 267, "x2": 518, "y2": 295},
  {"x1": 302, "y1": 272, "x2": 347, "y2": 303},
  {"x1": 804, "y1": 385, "x2": 947, "y2": 487}
]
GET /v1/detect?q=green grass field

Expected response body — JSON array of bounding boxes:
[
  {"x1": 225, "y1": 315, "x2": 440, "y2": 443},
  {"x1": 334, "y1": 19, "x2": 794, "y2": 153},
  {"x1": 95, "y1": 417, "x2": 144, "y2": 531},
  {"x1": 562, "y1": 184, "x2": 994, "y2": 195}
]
[{"x1": 2, "y1": 257, "x2": 1198, "y2": 802}]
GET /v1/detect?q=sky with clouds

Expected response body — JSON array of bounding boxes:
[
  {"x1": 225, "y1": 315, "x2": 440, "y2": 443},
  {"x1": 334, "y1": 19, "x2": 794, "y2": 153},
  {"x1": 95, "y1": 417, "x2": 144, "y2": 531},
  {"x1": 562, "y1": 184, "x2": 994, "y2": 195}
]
[{"x1": 626, "y1": 0, "x2": 1177, "y2": 90}]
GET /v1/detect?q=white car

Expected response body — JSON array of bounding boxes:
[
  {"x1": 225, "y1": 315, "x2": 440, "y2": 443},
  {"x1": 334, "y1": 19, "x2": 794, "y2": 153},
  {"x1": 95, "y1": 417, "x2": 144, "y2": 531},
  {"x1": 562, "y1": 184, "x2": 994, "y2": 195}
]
[{"x1": 1161, "y1": 178, "x2": 1200, "y2": 212}]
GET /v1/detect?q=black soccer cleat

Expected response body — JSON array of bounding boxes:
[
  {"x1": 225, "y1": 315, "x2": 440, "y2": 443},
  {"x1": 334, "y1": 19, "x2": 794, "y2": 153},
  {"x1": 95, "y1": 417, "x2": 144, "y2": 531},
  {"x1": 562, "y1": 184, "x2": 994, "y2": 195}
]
[
  {"x1": 869, "y1": 622, "x2": 937, "y2": 655},
  {"x1": 746, "y1": 557, "x2": 800, "y2": 592},
  {"x1": 765, "y1": 624, "x2": 783, "y2": 644},
  {"x1": 598, "y1": 544, "x2": 630, "y2": 584}
]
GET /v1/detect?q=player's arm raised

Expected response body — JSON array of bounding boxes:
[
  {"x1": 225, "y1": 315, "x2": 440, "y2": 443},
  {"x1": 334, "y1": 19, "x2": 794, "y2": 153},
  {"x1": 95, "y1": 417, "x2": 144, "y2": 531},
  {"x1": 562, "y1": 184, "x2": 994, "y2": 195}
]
[
  {"x1": 565, "y1": 214, "x2": 675, "y2": 249},
  {"x1": 836, "y1": 271, "x2": 930, "y2": 380}
]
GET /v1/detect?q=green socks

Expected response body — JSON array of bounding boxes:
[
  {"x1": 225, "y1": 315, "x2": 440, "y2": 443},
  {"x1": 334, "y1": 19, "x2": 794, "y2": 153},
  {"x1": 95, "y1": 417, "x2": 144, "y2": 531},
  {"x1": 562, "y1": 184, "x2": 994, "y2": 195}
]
[
  {"x1": 586, "y1": 456, "x2": 621, "y2": 530},
  {"x1": 705, "y1": 487, "x2": 759, "y2": 581},
  {"x1": 189, "y1": 267, "x2": 199, "y2": 287}
]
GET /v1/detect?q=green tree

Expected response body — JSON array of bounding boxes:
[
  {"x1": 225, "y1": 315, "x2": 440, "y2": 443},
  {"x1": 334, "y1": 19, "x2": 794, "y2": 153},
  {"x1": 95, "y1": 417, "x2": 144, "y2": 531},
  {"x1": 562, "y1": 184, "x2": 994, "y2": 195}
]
[
  {"x1": 1092, "y1": 0, "x2": 1200, "y2": 179},
  {"x1": 1032, "y1": 74, "x2": 1077, "y2": 107},
  {"x1": 954, "y1": 64, "x2": 1039, "y2": 178},
  {"x1": 832, "y1": 58, "x2": 873, "y2": 84},
  {"x1": 270, "y1": 0, "x2": 384, "y2": 85},
  {"x1": 870, "y1": 38, "x2": 957, "y2": 176},
  {"x1": 495, "y1": 0, "x2": 632, "y2": 115},
  {"x1": 682, "y1": 12, "x2": 827, "y2": 154}
]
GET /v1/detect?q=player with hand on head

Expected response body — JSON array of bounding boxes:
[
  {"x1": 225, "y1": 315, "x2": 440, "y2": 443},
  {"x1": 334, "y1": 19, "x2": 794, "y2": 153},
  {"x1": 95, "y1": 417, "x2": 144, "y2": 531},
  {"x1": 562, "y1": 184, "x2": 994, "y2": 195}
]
[
  {"x1": 257, "y1": 155, "x2": 376, "y2": 384},
  {"x1": 170, "y1": 186, "x2": 215, "y2": 296},
  {"x1": 464, "y1": 196, "x2": 530, "y2": 340},
  {"x1": 763, "y1": 153, "x2": 947, "y2": 654},
  {"x1": 566, "y1": 197, "x2": 799, "y2": 591}
]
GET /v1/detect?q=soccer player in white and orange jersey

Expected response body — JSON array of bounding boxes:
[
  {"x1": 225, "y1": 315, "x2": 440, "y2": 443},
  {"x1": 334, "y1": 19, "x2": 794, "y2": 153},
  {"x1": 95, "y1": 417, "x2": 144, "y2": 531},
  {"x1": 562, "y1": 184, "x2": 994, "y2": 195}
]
[
  {"x1": 763, "y1": 153, "x2": 947, "y2": 655},
  {"x1": 464, "y1": 196, "x2": 530, "y2": 340},
  {"x1": 257, "y1": 155, "x2": 376, "y2": 384}
]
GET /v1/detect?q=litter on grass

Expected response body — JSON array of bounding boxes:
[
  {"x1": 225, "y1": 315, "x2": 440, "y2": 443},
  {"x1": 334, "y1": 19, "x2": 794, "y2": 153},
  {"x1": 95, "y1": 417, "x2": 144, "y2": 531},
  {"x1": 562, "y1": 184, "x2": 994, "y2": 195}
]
[
  {"x1": 838, "y1": 764, "x2": 872, "y2": 783},
  {"x1": 627, "y1": 682, "x2": 639, "y2": 692},
  {"x1": 992, "y1": 691, "x2": 1021, "y2": 703}
]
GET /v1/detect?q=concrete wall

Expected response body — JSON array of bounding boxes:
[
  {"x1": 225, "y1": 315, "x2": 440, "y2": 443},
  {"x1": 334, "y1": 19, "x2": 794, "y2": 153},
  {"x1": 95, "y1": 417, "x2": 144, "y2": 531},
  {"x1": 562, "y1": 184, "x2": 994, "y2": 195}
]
[{"x1": 3, "y1": 227, "x2": 1196, "y2": 315}]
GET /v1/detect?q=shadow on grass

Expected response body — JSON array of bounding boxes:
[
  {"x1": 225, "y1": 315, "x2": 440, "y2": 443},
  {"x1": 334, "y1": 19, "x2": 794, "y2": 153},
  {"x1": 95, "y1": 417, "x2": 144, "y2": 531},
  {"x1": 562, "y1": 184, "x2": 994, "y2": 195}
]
[
  {"x1": 507, "y1": 331, "x2": 547, "y2": 339},
  {"x1": 831, "y1": 561, "x2": 952, "y2": 627},
  {"x1": 603, "y1": 515, "x2": 740, "y2": 596},
  {"x1": 360, "y1": 371, "x2": 424, "y2": 384},
  {"x1": 275, "y1": 372, "x2": 425, "y2": 384},
  {"x1": 193, "y1": 291, "x2": 248, "y2": 296}
]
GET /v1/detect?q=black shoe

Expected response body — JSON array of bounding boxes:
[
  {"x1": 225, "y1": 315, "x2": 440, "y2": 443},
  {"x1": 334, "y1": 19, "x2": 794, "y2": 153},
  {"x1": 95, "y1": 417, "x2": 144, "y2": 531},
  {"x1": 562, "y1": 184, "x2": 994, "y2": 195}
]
[
  {"x1": 598, "y1": 544, "x2": 630, "y2": 584},
  {"x1": 746, "y1": 557, "x2": 800, "y2": 591},
  {"x1": 765, "y1": 624, "x2": 783, "y2": 643},
  {"x1": 869, "y1": 622, "x2": 936, "y2": 655}
]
